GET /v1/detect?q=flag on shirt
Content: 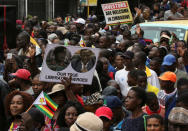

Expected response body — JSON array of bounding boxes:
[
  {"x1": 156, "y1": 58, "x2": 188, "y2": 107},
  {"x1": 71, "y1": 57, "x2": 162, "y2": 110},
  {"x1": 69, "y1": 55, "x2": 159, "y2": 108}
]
[{"x1": 33, "y1": 91, "x2": 58, "y2": 119}]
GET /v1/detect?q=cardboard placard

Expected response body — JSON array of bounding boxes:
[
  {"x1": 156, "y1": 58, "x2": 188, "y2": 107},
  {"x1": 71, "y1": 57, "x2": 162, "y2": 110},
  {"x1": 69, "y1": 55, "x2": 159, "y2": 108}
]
[
  {"x1": 40, "y1": 44, "x2": 100, "y2": 85},
  {"x1": 101, "y1": 1, "x2": 133, "y2": 25}
]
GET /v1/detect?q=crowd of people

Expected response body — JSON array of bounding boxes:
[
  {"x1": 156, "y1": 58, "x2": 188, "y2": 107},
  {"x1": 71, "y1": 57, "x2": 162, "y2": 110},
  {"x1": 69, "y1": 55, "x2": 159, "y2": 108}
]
[{"x1": 0, "y1": 0, "x2": 188, "y2": 131}]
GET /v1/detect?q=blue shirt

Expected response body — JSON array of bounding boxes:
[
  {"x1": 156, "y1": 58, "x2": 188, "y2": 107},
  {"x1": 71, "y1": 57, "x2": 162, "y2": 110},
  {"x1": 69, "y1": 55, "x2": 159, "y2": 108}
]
[
  {"x1": 108, "y1": 63, "x2": 116, "y2": 74},
  {"x1": 165, "y1": 93, "x2": 177, "y2": 120}
]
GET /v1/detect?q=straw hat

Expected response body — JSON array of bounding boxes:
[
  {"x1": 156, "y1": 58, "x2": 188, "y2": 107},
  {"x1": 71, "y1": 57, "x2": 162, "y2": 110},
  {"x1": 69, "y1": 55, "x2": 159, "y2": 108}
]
[
  {"x1": 70, "y1": 112, "x2": 103, "y2": 131},
  {"x1": 47, "y1": 84, "x2": 65, "y2": 95}
]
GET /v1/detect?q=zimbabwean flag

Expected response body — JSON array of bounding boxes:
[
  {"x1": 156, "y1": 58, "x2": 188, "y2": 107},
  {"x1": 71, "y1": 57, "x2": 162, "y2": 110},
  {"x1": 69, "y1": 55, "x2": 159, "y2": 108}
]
[{"x1": 33, "y1": 91, "x2": 58, "y2": 119}]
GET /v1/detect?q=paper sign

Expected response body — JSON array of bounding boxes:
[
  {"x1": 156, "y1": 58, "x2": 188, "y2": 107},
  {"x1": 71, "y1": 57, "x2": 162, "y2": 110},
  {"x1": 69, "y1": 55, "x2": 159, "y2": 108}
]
[
  {"x1": 40, "y1": 44, "x2": 100, "y2": 85},
  {"x1": 101, "y1": 1, "x2": 133, "y2": 25}
]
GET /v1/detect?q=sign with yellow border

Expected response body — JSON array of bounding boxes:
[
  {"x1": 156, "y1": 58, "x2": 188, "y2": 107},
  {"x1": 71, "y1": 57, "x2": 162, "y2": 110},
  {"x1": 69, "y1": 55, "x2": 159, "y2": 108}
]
[{"x1": 101, "y1": 1, "x2": 133, "y2": 25}]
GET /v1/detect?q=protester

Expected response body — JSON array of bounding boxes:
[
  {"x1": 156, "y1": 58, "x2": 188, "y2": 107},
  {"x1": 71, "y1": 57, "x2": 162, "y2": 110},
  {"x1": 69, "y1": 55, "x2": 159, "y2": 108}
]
[
  {"x1": 5, "y1": 90, "x2": 33, "y2": 130},
  {"x1": 146, "y1": 114, "x2": 164, "y2": 131},
  {"x1": 168, "y1": 107, "x2": 188, "y2": 130},
  {"x1": 164, "y1": 78, "x2": 188, "y2": 130},
  {"x1": 148, "y1": 47, "x2": 160, "y2": 60},
  {"x1": 15, "y1": 113, "x2": 34, "y2": 131},
  {"x1": 82, "y1": 76, "x2": 101, "y2": 105},
  {"x1": 135, "y1": 70, "x2": 159, "y2": 95},
  {"x1": 133, "y1": 51, "x2": 161, "y2": 89},
  {"x1": 134, "y1": 7, "x2": 152, "y2": 25},
  {"x1": 114, "y1": 52, "x2": 125, "y2": 71},
  {"x1": 127, "y1": 69, "x2": 138, "y2": 87},
  {"x1": 164, "y1": 2, "x2": 184, "y2": 20},
  {"x1": 158, "y1": 71, "x2": 177, "y2": 106},
  {"x1": 57, "y1": 101, "x2": 85, "y2": 130},
  {"x1": 176, "y1": 40, "x2": 187, "y2": 57},
  {"x1": 27, "y1": 107, "x2": 45, "y2": 131},
  {"x1": 9, "y1": 69, "x2": 34, "y2": 95},
  {"x1": 116, "y1": 40, "x2": 131, "y2": 53},
  {"x1": 3, "y1": 54, "x2": 23, "y2": 82},
  {"x1": 159, "y1": 34, "x2": 171, "y2": 51},
  {"x1": 96, "y1": 57, "x2": 112, "y2": 89},
  {"x1": 95, "y1": 106, "x2": 113, "y2": 131},
  {"x1": 44, "y1": 84, "x2": 68, "y2": 130},
  {"x1": 32, "y1": 74, "x2": 47, "y2": 98},
  {"x1": 104, "y1": 96, "x2": 125, "y2": 131},
  {"x1": 70, "y1": 112, "x2": 103, "y2": 131},
  {"x1": 143, "y1": 92, "x2": 165, "y2": 117},
  {"x1": 107, "y1": 80, "x2": 122, "y2": 99},
  {"x1": 14, "y1": 31, "x2": 35, "y2": 57},
  {"x1": 115, "y1": 51, "x2": 135, "y2": 96},
  {"x1": 162, "y1": 54, "x2": 188, "y2": 87},
  {"x1": 149, "y1": 57, "x2": 162, "y2": 76},
  {"x1": 102, "y1": 86, "x2": 118, "y2": 97},
  {"x1": 122, "y1": 87, "x2": 147, "y2": 131}
]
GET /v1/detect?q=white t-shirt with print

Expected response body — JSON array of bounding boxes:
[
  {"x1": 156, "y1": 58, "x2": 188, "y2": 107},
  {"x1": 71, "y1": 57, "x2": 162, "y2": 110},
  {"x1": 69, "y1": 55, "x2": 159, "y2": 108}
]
[
  {"x1": 115, "y1": 68, "x2": 131, "y2": 97},
  {"x1": 157, "y1": 88, "x2": 177, "y2": 106}
]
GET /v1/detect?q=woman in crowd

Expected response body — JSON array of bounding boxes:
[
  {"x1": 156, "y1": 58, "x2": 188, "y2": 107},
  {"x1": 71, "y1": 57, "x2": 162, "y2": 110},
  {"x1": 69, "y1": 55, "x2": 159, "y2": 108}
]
[
  {"x1": 5, "y1": 90, "x2": 33, "y2": 130},
  {"x1": 57, "y1": 101, "x2": 85, "y2": 130},
  {"x1": 122, "y1": 87, "x2": 147, "y2": 131},
  {"x1": 43, "y1": 84, "x2": 68, "y2": 130}
]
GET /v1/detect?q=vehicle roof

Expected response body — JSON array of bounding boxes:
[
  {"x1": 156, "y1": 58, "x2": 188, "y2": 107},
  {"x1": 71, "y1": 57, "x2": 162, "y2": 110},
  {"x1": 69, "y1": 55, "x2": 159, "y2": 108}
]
[{"x1": 139, "y1": 20, "x2": 188, "y2": 29}]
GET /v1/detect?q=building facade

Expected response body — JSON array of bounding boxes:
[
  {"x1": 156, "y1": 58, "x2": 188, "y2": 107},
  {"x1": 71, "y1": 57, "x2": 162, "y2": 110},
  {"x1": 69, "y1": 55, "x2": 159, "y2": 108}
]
[{"x1": 0, "y1": 0, "x2": 78, "y2": 20}]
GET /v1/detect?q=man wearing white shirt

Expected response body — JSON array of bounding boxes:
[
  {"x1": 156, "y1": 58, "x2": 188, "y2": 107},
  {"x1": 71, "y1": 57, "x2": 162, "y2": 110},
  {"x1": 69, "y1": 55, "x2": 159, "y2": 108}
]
[{"x1": 115, "y1": 51, "x2": 135, "y2": 97}]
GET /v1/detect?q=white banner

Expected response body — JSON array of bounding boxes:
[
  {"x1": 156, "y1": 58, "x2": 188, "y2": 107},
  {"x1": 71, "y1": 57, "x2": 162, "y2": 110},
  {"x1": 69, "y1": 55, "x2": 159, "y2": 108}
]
[{"x1": 40, "y1": 44, "x2": 100, "y2": 85}]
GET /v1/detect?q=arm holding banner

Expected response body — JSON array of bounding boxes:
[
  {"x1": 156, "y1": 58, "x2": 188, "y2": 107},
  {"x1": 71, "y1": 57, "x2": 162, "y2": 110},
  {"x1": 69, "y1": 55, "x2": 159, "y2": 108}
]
[{"x1": 61, "y1": 77, "x2": 78, "y2": 102}]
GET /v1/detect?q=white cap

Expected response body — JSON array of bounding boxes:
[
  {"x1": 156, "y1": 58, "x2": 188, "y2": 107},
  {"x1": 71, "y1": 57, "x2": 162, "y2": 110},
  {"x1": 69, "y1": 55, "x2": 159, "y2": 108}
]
[
  {"x1": 48, "y1": 33, "x2": 58, "y2": 42},
  {"x1": 74, "y1": 18, "x2": 86, "y2": 25}
]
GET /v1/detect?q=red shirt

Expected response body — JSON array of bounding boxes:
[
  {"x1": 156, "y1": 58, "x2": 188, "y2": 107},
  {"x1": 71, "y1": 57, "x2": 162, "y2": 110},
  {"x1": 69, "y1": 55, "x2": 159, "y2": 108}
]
[{"x1": 142, "y1": 104, "x2": 165, "y2": 118}]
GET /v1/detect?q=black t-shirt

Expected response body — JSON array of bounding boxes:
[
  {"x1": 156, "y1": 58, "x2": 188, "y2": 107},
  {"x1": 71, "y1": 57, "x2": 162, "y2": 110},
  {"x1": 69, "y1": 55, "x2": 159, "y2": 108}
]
[{"x1": 122, "y1": 113, "x2": 147, "y2": 131}]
